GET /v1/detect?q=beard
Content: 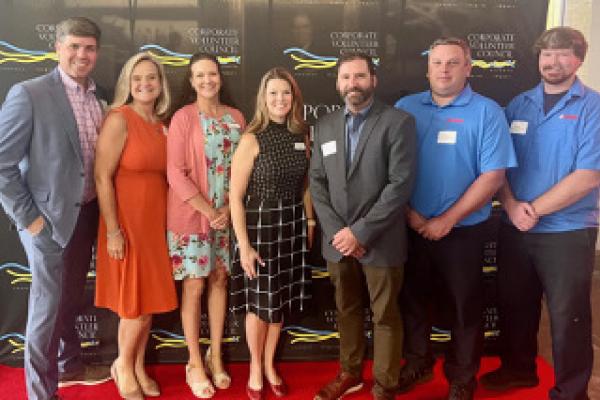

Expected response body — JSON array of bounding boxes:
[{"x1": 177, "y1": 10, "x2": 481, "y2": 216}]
[
  {"x1": 339, "y1": 86, "x2": 374, "y2": 106},
  {"x1": 541, "y1": 65, "x2": 575, "y2": 86}
]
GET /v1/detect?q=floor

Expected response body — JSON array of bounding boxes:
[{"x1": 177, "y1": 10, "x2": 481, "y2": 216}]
[{"x1": 538, "y1": 255, "x2": 600, "y2": 398}]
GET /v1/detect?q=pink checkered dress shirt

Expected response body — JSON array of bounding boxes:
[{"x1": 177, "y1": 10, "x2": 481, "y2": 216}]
[{"x1": 58, "y1": 67, "x2": 103, "y2": 203}]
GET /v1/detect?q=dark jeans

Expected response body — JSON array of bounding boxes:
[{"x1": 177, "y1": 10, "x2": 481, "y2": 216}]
[
  {"x1": 401, "y1": 222, "x2": 487, "y2": 384},
  {"x1": 328, "y1": 258, "x2": 404, "y2": 392},
  {"x1": 496, "y1": 223, "x2": 596, "y2": 400}
]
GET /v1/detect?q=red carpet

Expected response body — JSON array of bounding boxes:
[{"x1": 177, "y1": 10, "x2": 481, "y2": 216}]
[{"x1": 0, "y1": 357, "x2": 553, "y2": 399}]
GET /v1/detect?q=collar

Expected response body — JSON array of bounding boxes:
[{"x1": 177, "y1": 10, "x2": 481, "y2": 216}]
[
  {"x1": 527, "y1": 77, "x2": 584, "y2": 106},
  {"x1": 57, "y1": 66, "x2": 96, "y2": 94},
  {"x1": 344, "y1": 99, "x2": 374, "y2": 119},
  {"x1": 421, "y1": 84, "x2": 473, "y2": 107}
]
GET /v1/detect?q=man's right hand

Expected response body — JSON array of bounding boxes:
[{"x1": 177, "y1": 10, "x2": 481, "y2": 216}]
[{"x1": 26, "y1": 216, "x2": 44, "y2": 236}]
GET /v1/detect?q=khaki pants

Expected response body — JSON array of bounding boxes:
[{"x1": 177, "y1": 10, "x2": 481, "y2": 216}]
[{"x1": 328, "y1": 258, "x2": 404, "y2": 391}]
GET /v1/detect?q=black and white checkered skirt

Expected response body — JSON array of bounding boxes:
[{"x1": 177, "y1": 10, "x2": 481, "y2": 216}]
[{"x1": 230, "y1": 196, "x2": 311, "y2": 323}]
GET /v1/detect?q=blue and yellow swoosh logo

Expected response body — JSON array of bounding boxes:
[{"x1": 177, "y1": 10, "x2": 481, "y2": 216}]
[
  {"x1": 0, "y1": 41, "x2": 240, "y2": 67},
  {"x1": 420, "y1": 49, "x2": 515, "y2": 69},
  {"x1": 150, "y1": 329, "x2": 240, "y2": 350},
  {"x1": 1, "y1": 262, "x2": 95, "y2": 285},
  {"x1": 310, "y1": 265, "x2": 329, "y2": 279},
  {"x1": 0, "y1": 333, "x2": 25, "y2": 353},
  {"x1": 139, "y1": 44, "x2": 240, "y2": 67},
  {"x1": 283, "y1": 48, "x2": 380, "y2": 71},
  {"x1": 282, "y1": 326, "x2": 339, "y2": 343},
  {"x1": 0, "y1": 40, "x2": 56, "y2": 65},
  {"x1": 0, "y1": 263, "x2": 32, "y2": 284}
]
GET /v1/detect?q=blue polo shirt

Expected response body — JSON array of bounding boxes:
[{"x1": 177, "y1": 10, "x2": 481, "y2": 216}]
[
  {"x1": 505, "y1": 78, "x2": 600, "y2": 232},
  {"x1": 395, "y1": 85, "x2": 516, "y2": 226}
]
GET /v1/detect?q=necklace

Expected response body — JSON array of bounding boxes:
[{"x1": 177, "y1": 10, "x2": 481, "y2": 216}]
[{"x1": 196, "y1": 102, "x2": 221, "y2": 119}]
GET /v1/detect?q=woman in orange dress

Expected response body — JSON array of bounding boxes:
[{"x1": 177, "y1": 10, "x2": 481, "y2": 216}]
[{"x1": 95, "y1": 52, "x2": 177, "y2": 399}]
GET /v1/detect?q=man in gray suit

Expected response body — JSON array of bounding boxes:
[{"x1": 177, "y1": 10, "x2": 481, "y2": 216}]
[
  {"x1": 310, "y1": 53, "x2": 416, "y2": 400},
  {"x1": 0, "y1": 17, "x2": 110, "y2": 400}
]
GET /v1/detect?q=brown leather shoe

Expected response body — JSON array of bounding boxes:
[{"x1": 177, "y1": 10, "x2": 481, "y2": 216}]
[{"x1": 314, "y1": 371, "x2": 364, "y2": 400}]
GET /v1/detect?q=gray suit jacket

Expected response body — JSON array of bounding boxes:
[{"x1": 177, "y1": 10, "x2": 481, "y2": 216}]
[
  {"x1": 0, "y1": 68, "x2": 103, "y2": 247},
  {"x1": 309, "y1": 99, "x2": 416, "y2": 266}
]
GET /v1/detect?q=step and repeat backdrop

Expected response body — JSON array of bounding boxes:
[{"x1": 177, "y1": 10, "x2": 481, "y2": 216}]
[{"x1": 0, "y1": 0, "x2": 548, "y2": 366}]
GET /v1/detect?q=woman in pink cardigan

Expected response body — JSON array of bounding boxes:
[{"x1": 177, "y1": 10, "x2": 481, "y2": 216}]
[{"x1": 167, "y1": 53, "x2": 246, "y2": 399}]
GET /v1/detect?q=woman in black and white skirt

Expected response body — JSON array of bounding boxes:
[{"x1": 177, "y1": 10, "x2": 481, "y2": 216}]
[{"x1": 230, "y1": 67, "x2": 314, "y2": 400}]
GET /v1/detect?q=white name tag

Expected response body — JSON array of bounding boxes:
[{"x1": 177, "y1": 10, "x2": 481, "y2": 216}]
[
  {"x1": 437, "y1": 130, "x2": 457, "y2": 144},
  {"x1": 228, "y1": 123, "x2": 241, "y2": 129},
  {"x1": 510, "y1": 120, "x2": 528, "y2": 135},
  {"x1": 294, "y1": 142, "x2": 306, "y2": 151},
  {"x1": 321, "y1": 140, "x2": 337, "y2": 157}
]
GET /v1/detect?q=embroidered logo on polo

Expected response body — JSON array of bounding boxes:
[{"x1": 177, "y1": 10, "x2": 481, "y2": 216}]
[
  {"x1": 447, "y1": 118, "x2": 464, "y2": 123},
  {"x1": 559, "y1": 114, "x2": 578, "y2": 120}
]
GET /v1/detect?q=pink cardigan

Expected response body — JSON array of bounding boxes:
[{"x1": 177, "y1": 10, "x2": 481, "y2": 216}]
[{"x1": 167, "y1": 103, "x2": 246, "y2": 235}]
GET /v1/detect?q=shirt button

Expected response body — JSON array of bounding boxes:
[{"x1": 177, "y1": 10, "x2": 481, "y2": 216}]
[
  {"x1": 75, "y1": 202, "x2": 81, "y2": 207},
  {"x1": 80, "y1": 172, "x2": 85, "y2": 177}
]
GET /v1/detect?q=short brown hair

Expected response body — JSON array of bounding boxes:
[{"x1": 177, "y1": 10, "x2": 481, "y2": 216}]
[
  {"x1": 55, "y1": 17, "x2": 101, "y2": 45},
  {"x1": 429, "y1": 37, "x2": 471, "y2": 62},
  {"x1": 337, "y1": 52, "x2": 376, "y2": 76},
  {"x1": 534, "y1": 27, "x2": 587, "y2": 61}
]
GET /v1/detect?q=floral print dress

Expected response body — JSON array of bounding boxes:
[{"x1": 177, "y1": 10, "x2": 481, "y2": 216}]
[{"x1": 168, "y1": 113, "x2": 240, "y2": 279}]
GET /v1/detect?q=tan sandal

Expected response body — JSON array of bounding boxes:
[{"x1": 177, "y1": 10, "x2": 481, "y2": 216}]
[
  {"x1": 110, "y1": 360, "x2": 143, "y2": 400},
  {"x1": 205, "y1": 347, "x2": 232, "y2": 389},
  {"x1": 136, "y1": 374, "x2": 160, "y2": 397},
  {"x1": 186, "y1": 364, "x2": 215, "y2": 399}
]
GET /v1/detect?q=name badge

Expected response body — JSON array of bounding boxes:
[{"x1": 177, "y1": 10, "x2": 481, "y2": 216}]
[
  {"x1": 321, "y1": 140, "x2": 337, "y2": 157},
  {"x1": 227, "y1": 123, "x2": 241, "y2": 129},
  {"x1": 510, "y1": 120, "x2": 528, "y2": 135},
  {"x1": 437, "y1": 130, "x2": 457, "y2": 144},
  {"x1": 294, "y1": 142, "x2": 306, "y2": 151}
]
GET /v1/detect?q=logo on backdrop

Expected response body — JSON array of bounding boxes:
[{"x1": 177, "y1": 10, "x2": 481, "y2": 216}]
[
  {"x1": 0, "y1": 263, "x2": 95, "y2": 286},
  {"x1": 0, "y1": 329, "x2": 99, "y2": 353},
  {"x1": 0, "y1": 333, "x2": 25, "y2": 353},
  {"x1": 284, "y1": 48, "x2": 380, "y2": 71},
  {"x1": 138, "y1": 44, "x2": 240, "y2": 67},
  {"x1": 0, "y1": 41, "x2": 57, "y2": 66},
  {"x1": 35, "y1": 23, "x2": 57, "y2": 48},
  {"x1": 77, "y1": 314, "x2": 100, "y2": 350},
  {"x1": 284, "y1": 30, "x2": 380, "y2": 71},
  {"x1": 282, "y1": 326, "x2": 340, "y2": 343},
  {"x1": 149, "y1": 329, "x2": 240, "y2": 350},
  {"x1": 421, "y1": 46, "x2": 515, "y2": 70}
]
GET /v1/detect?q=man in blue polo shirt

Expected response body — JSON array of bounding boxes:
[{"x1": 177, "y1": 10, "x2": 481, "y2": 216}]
[
  {"x1": 480, "y1": 27, "x2": 600, "y2": 400},
  {"x1": 395, "y1": 37, "x2": 516, "y2": 400}
]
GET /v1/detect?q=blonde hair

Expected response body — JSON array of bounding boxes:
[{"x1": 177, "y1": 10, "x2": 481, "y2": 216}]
[
  {"x1": 246, "y1": 67, "x2": 307, "y2": 136},
  {"x1": 111, "y1": 52, "x2": 171, "y2": 119}
]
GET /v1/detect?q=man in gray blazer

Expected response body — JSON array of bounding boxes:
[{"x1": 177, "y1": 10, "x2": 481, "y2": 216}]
[
  {"x1": 0, "y1": 17, "x2": 110, "y2": 400},
  {"x1": 310, "y1": 53, "x2": 416, "y2": 400}
]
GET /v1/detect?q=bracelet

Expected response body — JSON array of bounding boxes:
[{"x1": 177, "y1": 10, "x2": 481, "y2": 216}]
[
  {"x1": 107, "y1": 228, "x2": 122, "y2": 238},
  {"x1": 307, "y1": 219, "x2": 316, "y2": 227}
]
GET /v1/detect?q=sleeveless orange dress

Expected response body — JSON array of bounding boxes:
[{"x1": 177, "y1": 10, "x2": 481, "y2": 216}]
[{"x1": 95, "y1": 105, "x2": 177, "y2": 318}]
